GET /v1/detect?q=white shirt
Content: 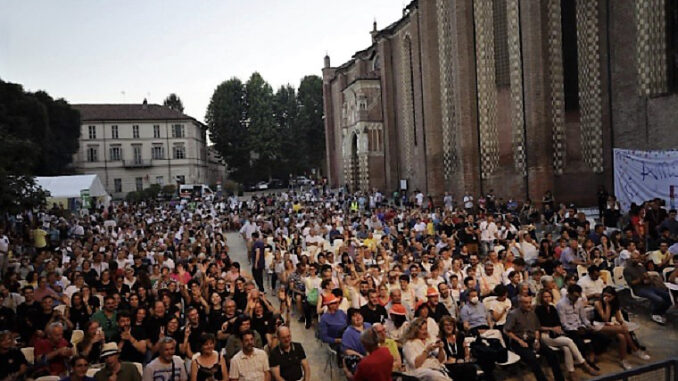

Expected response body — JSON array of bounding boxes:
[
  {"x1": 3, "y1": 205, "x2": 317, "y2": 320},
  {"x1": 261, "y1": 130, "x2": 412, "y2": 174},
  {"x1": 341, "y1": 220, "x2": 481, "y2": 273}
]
[
  {"x1": 463, "y1": 195, "x2": 474, "y2": 209},
  {"x1": 480, "y1": 221, "x2": 498, "y2": 242},
  {"x1": 577, "y1": 275, "x2": 605, "y2": 298},
  {"x1": 229, "y1": 348, "x2": 270, "y2": 381},
  {"x1": 403, "y1": 336, "x2": 442, "y2": 372},
  {"x1": 486, "y1": 298, "x2": 512, "y2": 325}
]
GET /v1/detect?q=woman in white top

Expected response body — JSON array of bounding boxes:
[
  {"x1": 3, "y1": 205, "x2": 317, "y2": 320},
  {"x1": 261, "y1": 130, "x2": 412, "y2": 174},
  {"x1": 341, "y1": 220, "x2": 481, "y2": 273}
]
[{"x1": 401, "y1": 317, "x2": 450, "y2": 381}]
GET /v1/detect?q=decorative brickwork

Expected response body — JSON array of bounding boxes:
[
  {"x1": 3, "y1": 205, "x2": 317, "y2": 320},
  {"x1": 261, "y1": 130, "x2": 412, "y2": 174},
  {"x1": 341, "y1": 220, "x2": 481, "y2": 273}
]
[
  {"x1": 506, "y1": 0, "x2": 526, "y2": 176},
  {"x1": 436, "y1": 0, "x2": 459, "y2": 182},
  {"x1": 576, "y1": 0, "x2": 604, "y2": 173},
  {"x1": 473, "y1": 0, "x2": 499, "y2": 179},
  {"x1": 635, "y1": 0, "x2": 668, "y2": 96},
  {"x1": 358, "y1": 152, "x2": 369, "y2": 191},
  {"x1": 400, "y1": 36, "x2": 415, "y2": 180},
  {"x1": 547, "y1": 0, "x2": 566, "y2": 175}
]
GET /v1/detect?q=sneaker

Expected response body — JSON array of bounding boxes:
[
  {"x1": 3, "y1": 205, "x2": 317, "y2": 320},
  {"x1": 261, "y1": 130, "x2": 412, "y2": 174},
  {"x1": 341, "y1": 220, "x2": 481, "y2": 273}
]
[
  {"x1": 651, "y1": 315, "x2": 666, "y2": 325},
  {"x1": 621, "y1": 360, "x2": 633, "y2": 370},
  {"x1": 635, "y1": 351, "x2": 651, "y2": 361}
]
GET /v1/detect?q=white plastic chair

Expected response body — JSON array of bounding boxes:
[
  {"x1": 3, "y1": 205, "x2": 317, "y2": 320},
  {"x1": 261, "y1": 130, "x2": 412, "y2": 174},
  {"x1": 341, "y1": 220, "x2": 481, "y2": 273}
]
[
  {"x1": 663, "y1": 267, "x2": 675, "y2": 281},
  {"x1": 133, "y1": 362, "x2": 143, "y2": 377},
  {"x1": 71, "y1": 329, "x2": 84, "y2": 355},
  {"x1": 21, "y1": 346, "x2": 34, "y2": 365},
  {"x1": 54, "y1": 304, "x2": 67, "y2": 315},
  {"x1": 35, "y1": 376, "x2": 60, "y2": 381}
]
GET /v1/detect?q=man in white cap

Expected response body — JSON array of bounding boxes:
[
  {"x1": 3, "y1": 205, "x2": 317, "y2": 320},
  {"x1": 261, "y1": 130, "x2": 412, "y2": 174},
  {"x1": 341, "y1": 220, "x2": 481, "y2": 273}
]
[{"x1": 94, "y1": 342, "x2": 141, "y2": 381}]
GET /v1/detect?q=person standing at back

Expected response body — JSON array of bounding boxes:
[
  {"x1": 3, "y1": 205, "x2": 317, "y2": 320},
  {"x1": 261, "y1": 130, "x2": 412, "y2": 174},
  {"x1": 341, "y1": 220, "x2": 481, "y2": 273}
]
[{"x1": 252, "y1": 233, "x2": 266, "y2": 292}]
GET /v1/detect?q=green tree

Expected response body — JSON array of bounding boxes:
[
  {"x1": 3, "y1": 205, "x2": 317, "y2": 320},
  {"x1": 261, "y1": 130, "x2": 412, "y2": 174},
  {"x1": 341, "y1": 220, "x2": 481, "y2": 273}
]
[
  {"x1": 273, "y1": 84, "x2": 298, "y2": 176},
  {"x1": 205, "y1": 78, "x2": 250, "y2": 183},
  {"x1": 163, "y1": 93, "x2": 184, "y2": 112},
  {"x1": 34, "y1": 91, "x2": 81, "y2": 175},
  {"x1": 0, "y1": 79, "x2": 81, "y2": 214},
  {"x1": 296, "y1": 75, "x2": 325, "y2": 173},
  {"x1": 245, "y1": 72, "x2": 279, "y2": 180}
]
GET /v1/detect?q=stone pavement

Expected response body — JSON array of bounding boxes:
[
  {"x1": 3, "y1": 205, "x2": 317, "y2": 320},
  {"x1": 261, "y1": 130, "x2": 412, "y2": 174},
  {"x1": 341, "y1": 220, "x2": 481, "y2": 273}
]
[{"x1": 225, "y1": 232, "x2": 678, "y2": 380}]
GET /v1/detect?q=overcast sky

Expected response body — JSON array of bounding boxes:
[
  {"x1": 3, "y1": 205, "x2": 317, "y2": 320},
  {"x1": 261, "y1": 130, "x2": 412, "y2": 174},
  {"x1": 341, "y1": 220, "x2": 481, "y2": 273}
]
[{"x1": 0, "y1": 1, "x2": 404, "y2": 122}]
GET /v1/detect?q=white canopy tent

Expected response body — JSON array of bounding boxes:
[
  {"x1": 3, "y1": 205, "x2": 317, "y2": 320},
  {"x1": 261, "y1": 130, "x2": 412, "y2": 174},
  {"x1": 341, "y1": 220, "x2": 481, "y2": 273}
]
[{"x1": 36, "y1": 174, "x2": 110, "y2": 209}]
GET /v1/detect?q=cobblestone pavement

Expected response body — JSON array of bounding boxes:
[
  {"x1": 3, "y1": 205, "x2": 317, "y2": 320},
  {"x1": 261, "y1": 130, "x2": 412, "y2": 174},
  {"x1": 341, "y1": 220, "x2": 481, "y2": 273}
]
[{"x1": 226, "y1": 232, "x2": 678, "y2": 381}]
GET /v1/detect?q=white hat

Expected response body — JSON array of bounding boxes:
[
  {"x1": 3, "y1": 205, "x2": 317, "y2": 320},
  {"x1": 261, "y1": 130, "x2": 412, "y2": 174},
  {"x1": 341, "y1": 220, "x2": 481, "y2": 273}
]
[{"x1": 100, "y1": 342, "x2": 120, "y2": 359}]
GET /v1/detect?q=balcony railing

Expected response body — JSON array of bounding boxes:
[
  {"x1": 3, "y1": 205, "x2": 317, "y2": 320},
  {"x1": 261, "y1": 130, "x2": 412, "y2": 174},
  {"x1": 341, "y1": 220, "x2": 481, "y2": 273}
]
[{"x1": 122, "y1": 159, "x2": 152, "y2": 168}]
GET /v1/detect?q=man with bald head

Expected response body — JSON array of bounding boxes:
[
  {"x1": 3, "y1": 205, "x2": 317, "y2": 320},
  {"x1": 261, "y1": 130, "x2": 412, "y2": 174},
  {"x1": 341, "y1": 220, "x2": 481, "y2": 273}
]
[{"x1": 268, "y1": 326, "x2": 310, "y2": 381}]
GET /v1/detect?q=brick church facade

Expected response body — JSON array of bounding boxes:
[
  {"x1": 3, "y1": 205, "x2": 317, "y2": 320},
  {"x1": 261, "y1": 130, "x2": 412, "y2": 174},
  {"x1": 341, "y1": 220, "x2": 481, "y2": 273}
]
[{"x1": 322, "y1": 0, "x2": 678, "y2": 205}]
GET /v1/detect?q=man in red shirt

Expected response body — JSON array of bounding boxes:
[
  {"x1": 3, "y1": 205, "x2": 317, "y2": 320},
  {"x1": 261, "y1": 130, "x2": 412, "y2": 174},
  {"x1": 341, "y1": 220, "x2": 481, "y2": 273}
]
[
  {"x1": 34, "y1": 322, "x2": 72, "y2": 377},
  {"x1": 352, "y1": 327, "x2": 393, "y2": 381}
]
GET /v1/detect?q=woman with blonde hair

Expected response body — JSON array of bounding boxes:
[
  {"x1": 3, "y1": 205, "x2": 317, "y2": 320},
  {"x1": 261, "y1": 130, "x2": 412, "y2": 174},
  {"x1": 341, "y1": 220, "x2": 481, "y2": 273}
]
[{"x1": 401, "y1": 317, "x2": 450, "y2": 380}]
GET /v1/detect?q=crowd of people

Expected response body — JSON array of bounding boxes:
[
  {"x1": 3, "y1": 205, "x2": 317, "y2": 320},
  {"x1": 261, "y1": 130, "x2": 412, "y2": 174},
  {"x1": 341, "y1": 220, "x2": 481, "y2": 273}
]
[{"x1": 0, "y1": 185, "x2": 675, "y2": 381}]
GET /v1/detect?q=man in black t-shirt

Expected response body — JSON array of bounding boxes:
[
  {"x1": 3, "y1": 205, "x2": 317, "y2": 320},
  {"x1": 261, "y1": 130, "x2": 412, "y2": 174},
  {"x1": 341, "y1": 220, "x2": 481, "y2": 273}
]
[
  {"x1": 359, "y1": 289, "x2": 387, "y2": 325},
  {"x1": 110, "y1": 310, "x2": 147, "y2": 364},
  {"x1": 269, "y1": 326, "x2": 309, "y2": 381},
  {"x1": 0, "y1": 331, "x2": 28, "y2": 380}
]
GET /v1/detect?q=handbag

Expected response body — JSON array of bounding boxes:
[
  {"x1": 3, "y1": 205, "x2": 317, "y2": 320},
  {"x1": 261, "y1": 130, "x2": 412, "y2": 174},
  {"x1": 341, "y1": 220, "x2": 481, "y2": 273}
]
[
  {"x1": 470, "y1": 336, "x2": 508, "y2": 364},
  {"x1": 306, "y1": 288, "x2": 318, "y2": 305}
]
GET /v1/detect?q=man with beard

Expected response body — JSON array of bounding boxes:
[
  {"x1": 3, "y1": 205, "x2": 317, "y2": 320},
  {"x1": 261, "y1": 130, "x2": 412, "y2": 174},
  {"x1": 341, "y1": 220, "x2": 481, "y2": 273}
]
[
  {"x1": 437, "y1": 283, "x2": 457, "y2": 319},
  {"x1": 110, "y1": 310, "x2": 147, "y2": 364},
  {"x1": 351, "y1": 280, "x2": 370, "y2": 309},
  {"x1": 229, "y1": 330, "x2": 270, "y2": 381},
  {"x1": 360, "y1": 289, "x2": 388, "y2": 325}
]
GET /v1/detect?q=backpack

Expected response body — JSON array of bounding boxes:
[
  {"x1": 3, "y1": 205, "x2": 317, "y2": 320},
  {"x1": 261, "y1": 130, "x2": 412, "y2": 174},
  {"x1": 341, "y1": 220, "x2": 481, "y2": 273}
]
[
  {"x1": 306, "y1": 288, "x2": 318, "y2": 305},
  {"x1": 470, "y1": 336, "x2": 508, "y2": 364}
]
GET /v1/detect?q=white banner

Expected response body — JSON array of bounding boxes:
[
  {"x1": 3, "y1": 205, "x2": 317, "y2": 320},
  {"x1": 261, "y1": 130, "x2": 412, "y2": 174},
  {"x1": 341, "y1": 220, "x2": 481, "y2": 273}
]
[{"x1": 613, "y1": 148, "x2": 678, "y2": 211}]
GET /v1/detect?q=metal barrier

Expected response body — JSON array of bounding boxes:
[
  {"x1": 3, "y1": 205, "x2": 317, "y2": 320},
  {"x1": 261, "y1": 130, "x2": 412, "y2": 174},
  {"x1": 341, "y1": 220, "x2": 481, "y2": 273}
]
[{"x1": 589, "y1": 358, "x2": 677, "y2": 381}]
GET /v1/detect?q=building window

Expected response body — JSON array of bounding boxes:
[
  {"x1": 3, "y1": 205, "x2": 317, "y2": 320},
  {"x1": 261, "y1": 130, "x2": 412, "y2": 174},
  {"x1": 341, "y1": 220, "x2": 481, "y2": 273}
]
[
  {"x1": 153, "y1": 125, "x2": 161, "y2": 138},
  {"x1": 173, "y1": 144, "x2": 186, "y2": 159},
  {"x1": 176, "y1": 175, "x2": 185, "y2": 184},
  {"x1": 111, "y1": 125, "x2": 119, "y2": 139},
  {"x1": 132, "y1": 144, "x2": 143, "y2": 164},
  {"x1": 135, "y1": 177, "x2": 143, "y2": 191},
  {"x1": 151, "y1": 145, "x2": 164, "y2": 160},
  {"x1": 132, "y1": 125, "x2": 140, "y2": 139},
  {"x1": 156, "y1": 176, "x2": 164, "y2": 185},
  {"x1": 109, "y1": 146, "x2": 122, "y2": 161},
  {"x1": 88, "y1": 126, "x2": 96, "y2": 139},
  {"x1": 86, "y1": 146, "x2": 98, "y2": 162},
  {"x1": 172, "y1": 124, "x2": 185, "y2": 138},
  {"x1": 114, "y1": 178, "x2": 122, "y2": 193}
]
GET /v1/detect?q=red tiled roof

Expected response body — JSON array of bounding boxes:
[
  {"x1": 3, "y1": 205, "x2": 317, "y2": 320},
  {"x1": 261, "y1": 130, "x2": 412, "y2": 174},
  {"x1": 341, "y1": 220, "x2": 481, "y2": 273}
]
[{"x1": 72, "y1": 103, "x2": 198, "y2": 123}]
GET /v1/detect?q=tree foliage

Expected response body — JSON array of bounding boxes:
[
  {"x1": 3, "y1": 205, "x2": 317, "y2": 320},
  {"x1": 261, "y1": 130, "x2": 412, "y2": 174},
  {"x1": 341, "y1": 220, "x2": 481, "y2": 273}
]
[
  {"x1": 163, "y1": 93, "x2": 184, "y2": 112},
  {"x1": 205, "y1": 78, "x2": 250, "y2": 183},
  {"x1": 206, "y1": 73, "x2": 325, "y2": 185},
  {"x1": 0, "y1": 79, "x2": 81, "y2": 214}
]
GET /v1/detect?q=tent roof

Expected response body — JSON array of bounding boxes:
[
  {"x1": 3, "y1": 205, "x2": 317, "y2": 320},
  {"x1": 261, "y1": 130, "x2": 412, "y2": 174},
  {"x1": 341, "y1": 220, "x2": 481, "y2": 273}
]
[{"x1": 35, "y1": 174, "x2": 109, "y2": 199}]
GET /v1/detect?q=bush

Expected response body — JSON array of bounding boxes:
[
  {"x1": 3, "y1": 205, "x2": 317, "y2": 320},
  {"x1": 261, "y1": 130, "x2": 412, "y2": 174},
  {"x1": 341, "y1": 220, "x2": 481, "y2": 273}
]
[
  {"x1": 223, "y1": 180, "x2": 242, "y2": 196},
  {"x1": 162, "y1": 184, "x2": 176, "y2": 195}
]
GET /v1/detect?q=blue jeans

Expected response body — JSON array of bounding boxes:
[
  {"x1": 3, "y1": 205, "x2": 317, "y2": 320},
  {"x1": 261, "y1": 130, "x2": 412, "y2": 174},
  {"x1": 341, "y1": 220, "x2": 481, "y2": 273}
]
[{"x1": 635, "y1": 287, "x2": 672, "y2": 315}]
